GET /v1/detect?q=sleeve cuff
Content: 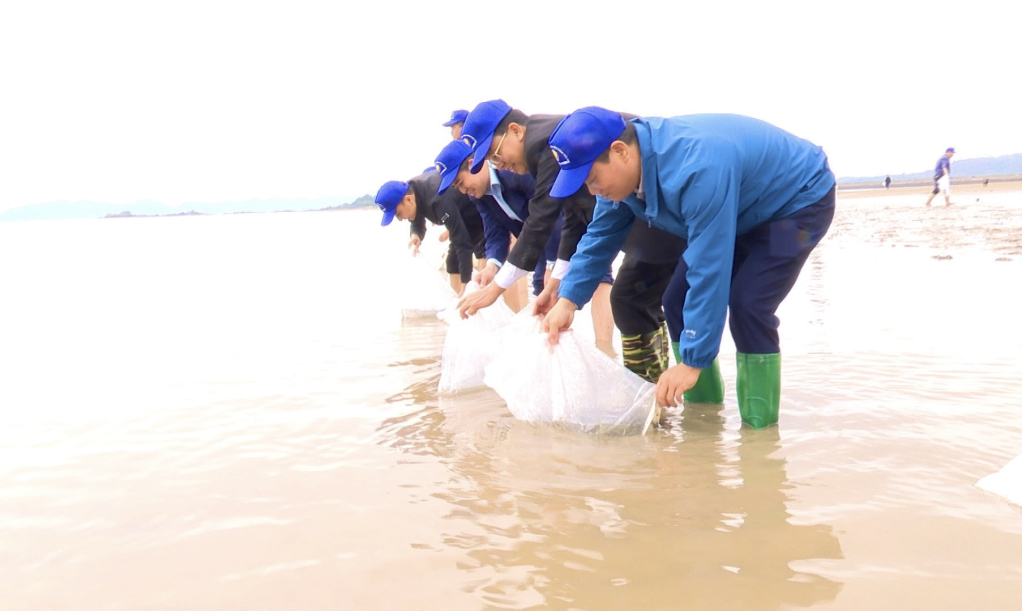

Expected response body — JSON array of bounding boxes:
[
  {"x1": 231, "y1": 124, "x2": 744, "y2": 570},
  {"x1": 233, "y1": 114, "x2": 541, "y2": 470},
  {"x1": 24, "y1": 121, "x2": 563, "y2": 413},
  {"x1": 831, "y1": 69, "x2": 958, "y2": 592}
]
[
  {"x1": 494, "y1": 262, "x2": 528, "y2": 289},
  {"x1": 550, "y1": 259, "x2": 571, "y2": 280},
  {"x1": 486, "y1": 258, "x2": 503, "y2": 269}
]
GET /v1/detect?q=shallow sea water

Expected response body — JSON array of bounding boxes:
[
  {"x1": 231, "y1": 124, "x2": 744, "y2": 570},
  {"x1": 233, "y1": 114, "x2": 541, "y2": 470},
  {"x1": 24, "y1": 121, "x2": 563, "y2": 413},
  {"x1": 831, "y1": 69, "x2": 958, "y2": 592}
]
[{"x1": 0, "y1": 192, "x2": 1019, "y2": 610}]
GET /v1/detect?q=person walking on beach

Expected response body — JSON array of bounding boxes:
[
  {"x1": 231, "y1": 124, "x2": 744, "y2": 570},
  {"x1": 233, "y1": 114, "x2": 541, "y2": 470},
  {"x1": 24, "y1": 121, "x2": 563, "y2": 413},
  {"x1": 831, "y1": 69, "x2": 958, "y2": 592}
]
[
  {"x1": 434, "y1": 138, "x2": 557, "y2": 307},
  {"x1": 454, "y1": 99, "x2": 616, "y2": 356},
  {"x1": 539, "y1": 107, "x2": 836, "y2": 429},
  {"x1": 925, "y1": 147, "x2": 955, "y2": 207},
  {"x1": 375, "y1": 170, "x2": 486, "y2": 296},
  {"x1": 444, "y1": 109, "x2": 469, "y2": 140},
  {"x1": 885, "y1": 175, "x2": 891, "y2": 189}
]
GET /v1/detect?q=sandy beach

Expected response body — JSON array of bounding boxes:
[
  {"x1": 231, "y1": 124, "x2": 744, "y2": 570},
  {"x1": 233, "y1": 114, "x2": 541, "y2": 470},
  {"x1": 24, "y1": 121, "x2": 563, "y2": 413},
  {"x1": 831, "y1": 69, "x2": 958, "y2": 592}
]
[
  {"x1": 0, "y1": 188, "x2": 1019, "y2": 610},
  {"x1": 838, "y1": 177, "x2": 1022, "y2": 200},
  {"x1": 832, "y1": 179, "x2": 1022, "y2": 258}
]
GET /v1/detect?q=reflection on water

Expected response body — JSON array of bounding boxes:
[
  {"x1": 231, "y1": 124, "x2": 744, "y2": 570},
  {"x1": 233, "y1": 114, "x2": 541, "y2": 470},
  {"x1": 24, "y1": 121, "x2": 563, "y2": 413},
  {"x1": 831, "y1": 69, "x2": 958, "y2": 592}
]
[
  {"x1": 378, "y1": 382, "x2": 844, "y2": 610},
  {"x1": 1, "y1": 203, "x2": 1020, "y2": 610}
]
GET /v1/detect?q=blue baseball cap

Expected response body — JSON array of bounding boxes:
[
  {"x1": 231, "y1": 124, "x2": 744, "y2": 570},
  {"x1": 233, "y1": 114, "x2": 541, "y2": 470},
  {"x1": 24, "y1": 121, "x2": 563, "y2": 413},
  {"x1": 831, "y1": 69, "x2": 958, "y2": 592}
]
[
  {"x1": 946, "y1": 147, "x2": 955, "y2": 153},
  {"x1": 374, "y1": 180, "x2": 408, "y2": 226},
  {"x1": 434, "y1": 139, "x2": 473, "y2": 194},
  {"x1": 460, "y1": 99, "x2": 512, "y2": 174},
  {"x1": 443, "y1": 109, "x2": 469, "y2": 127},
  {"x1": 548, "y1": 106, "x2": 627, "y2": 198}
]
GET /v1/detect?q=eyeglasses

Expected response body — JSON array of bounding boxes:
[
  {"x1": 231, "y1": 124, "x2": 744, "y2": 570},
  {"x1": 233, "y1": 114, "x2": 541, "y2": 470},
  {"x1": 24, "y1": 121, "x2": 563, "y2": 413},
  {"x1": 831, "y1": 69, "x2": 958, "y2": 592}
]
[{"x1": 488, "y1": 131, "x2": 508, "y2": 168}]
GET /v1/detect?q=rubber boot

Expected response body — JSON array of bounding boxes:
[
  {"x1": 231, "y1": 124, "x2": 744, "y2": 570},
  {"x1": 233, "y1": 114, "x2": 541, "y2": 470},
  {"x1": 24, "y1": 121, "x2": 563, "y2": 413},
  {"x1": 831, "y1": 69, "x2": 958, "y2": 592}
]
[
  {"x1": 673, "y1": 343, "x2": 725, "y2": 403},
  {"x1": 621, "y1": 324, "x2": 670, "y2": 384},
  {"x1": 735, "y1": 352, "x2": 781, "y2": 429}
]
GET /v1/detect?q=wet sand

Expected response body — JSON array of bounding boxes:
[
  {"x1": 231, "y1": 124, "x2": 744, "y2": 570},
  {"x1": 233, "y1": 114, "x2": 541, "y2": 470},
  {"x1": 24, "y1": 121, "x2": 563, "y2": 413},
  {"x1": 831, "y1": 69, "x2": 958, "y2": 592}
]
[{"x1": 832, "y1": 180, "x2": 1022, "y2": 258}]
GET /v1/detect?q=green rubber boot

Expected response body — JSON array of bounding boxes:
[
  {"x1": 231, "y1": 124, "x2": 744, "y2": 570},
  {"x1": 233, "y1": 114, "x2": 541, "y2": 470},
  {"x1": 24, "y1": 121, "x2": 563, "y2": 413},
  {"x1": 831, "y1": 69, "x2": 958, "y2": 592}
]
[
  {"x1": 621, "y1": 323, "x2": 670, "y2": 384},
  {"x1": 736, "y1": 352, "x2": 781, "y2": 429},
  {"x1": 672, "y1": 342, "x2": 725, "y2": 403}
]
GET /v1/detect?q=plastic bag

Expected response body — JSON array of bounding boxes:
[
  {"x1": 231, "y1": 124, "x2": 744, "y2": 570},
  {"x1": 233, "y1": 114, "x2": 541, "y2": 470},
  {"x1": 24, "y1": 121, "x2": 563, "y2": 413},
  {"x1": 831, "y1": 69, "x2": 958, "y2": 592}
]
[
  {"x1": 399, "y1": 253, "x2": 457, "y2": 319},
  {"x1": 484, "y1": 311, "x2": 658, "y2": 436},
  {"x1": 976, "y1": 453, "x2": 1022, "y2": 506},
  {"x1": 437, "y1": 282, "x2": 516, "y2": 394}
]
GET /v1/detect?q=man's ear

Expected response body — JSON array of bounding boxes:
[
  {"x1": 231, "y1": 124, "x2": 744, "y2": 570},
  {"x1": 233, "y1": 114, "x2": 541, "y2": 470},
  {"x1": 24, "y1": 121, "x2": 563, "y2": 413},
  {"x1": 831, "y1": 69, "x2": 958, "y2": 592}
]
[
  {"x1": 610, "y1": 140, "x2": 630, "y2": 161},
  {"x1": 508, "y1": 122, "x2": 526, "y2": 141}
]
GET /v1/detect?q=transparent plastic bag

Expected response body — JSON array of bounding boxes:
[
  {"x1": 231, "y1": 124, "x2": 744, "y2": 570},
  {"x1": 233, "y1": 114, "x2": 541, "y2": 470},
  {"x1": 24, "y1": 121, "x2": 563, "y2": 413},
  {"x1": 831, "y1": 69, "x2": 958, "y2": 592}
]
[
  {"x1": 976, "y1": 453, "x2": 1022, "y2": 506},
  {"x1": 399, "y1": 253, "x2": 457, "y2": 319},
  {"x1": 437, "y1": 282, "x2": 515, "y2": 394},
  {"x1": 484, "y1": 311, "x2": 658, "y2": 435}
]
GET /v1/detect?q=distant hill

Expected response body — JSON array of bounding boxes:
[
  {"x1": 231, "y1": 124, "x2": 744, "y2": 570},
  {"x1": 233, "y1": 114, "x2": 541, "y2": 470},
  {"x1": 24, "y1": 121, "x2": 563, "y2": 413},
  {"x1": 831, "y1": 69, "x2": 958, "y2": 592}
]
[
  {"x1": 839, "y1": 153, "x2": 1022, "y2": 184},
  {"x1": 0, "y1": 194, "x2": 375, "y2": 223}
]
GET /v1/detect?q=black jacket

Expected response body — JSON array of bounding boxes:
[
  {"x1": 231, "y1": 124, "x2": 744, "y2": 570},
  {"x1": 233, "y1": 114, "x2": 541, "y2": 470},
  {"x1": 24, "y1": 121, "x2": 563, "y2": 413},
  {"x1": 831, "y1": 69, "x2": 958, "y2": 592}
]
[
  {"x1": 504, "y1": 114, "x2": 597, "y2": 271},
  {"x1": 407, "y1": 171, "x2": 484, "y2": 283}
]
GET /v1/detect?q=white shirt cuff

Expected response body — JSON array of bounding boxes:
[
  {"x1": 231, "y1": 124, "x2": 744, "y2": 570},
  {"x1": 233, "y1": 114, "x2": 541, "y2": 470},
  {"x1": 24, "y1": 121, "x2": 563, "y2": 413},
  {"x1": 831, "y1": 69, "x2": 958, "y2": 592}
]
[
  {"x1": 486, "y1": 258, "x2": 503, "y2": 269},
  {"x1": 550, "y1": 259, "x2": 571, "y2": 280},
  {"x1": 494, "y1": 262, "x2": 528, "y2": 289}
]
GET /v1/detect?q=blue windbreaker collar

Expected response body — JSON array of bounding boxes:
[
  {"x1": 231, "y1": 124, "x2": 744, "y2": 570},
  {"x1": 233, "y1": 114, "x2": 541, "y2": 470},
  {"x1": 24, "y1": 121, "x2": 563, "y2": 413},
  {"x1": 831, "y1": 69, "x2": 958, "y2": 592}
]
[{"x1": 632, "y1": 119, "x2": 659, "y2": 222}]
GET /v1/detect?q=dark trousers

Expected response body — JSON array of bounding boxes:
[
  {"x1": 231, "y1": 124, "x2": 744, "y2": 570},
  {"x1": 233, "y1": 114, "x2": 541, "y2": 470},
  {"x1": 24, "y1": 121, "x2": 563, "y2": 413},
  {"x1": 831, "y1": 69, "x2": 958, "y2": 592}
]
[
  {"x1": 664, "y1": 186, "x2": 836, "y2": 353},
  {"x1": 610, "y1": 223, "x2": 687, "y2": 335}
]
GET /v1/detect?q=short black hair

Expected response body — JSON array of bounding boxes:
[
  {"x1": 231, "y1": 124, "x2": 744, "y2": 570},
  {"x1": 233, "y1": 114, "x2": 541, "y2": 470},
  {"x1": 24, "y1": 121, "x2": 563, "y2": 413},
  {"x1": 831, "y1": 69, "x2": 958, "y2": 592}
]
[
  {"x1": 595, "y1": 120, "x2": 637, "y2": 163},
  {"x1": 494, "y1": 108, "x2": 529, "y2": 137}
]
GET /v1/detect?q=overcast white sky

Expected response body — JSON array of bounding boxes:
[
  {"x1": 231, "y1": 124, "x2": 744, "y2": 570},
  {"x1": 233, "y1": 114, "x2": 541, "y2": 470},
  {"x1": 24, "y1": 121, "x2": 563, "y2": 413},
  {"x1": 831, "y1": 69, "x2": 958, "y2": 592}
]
[{"x1": 1, "y1": 0, "x2": 1019, "y2": 213}]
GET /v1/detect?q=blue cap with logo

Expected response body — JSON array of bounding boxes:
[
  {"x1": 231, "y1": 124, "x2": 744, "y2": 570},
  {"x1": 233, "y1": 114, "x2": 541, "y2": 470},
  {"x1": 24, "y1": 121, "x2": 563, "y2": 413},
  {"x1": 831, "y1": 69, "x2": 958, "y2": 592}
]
[
  {"x1": 460, "y1": 99, "x2": 512, "y2": 174},
  {"x1": 946, "y1": 147, "x2": 955, "y2": 153},
  {"x1": 548, "y1": 106, "x2": 627, "y2": 199},
  {"x1": 443, "y1": 109, "x2": 469, "y2": 127},
  {"x1": 434, "y1": 139, "x2": 473, "y2": 194},
  {"x1": 375, "y1": 180, "x2": 408, "y2": 226}
]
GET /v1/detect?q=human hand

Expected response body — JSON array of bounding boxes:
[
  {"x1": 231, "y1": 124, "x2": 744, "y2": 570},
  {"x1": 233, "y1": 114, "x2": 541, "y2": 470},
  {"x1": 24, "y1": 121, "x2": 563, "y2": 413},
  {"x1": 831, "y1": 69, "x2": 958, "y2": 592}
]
[
  {"x1": 530, "y1": 277, "x2": 561, "y2": 316},
  {"x1": 457, "y1": 282, "x2": 502, "y2": 318},
  {"x1": 475, "y1": 261, "x2": 499, "y2": 287},
  {"x1": 654, "y1": 363, "x2": 703, "y2": 408},
  {"x1": 540, "y1": 298, "x2": 577, "y2": 346},
  {"x1": 438, "y1": 230, "x2": 450, "y2": 243},
  {"x1": 408, "y1": 235, "x2": 422, "y2": 254}
]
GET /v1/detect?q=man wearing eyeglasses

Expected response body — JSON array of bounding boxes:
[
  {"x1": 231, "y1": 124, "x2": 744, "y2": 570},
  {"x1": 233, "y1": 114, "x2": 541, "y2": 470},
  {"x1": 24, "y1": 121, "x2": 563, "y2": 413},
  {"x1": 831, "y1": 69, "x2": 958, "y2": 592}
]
[
  {"x1": 454, "y1": 99, "x2": 616, "y2": 357},
  {"x1": 375, "y1": 170, "x2": 486, "y2": 296},
  {"x1": 434, "y1": 138, "x2": 558, "y2": 304}
]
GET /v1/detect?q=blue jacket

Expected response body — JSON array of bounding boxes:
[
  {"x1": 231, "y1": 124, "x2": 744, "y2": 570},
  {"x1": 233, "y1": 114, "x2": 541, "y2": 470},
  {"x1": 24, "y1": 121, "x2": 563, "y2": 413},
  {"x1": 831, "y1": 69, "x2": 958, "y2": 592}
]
[{"x1": 559, "y1": 114, "x2": 835, "y2": 368}]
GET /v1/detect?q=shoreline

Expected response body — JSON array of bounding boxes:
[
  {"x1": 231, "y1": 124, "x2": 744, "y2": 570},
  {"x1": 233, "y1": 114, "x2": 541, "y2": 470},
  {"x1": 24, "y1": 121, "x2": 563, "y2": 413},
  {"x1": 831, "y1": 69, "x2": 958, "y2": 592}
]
[{"x1": 838, "y1": 176, "x2": 1021, "y2": 199}]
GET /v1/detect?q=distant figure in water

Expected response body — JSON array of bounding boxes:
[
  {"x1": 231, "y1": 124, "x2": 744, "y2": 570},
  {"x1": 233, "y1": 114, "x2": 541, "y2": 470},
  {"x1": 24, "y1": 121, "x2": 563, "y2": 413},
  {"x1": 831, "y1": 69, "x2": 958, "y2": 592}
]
[
  {"x1": 925, "y1": 147, "x2": 955, "y2": 207},
  {"x1": 884, "y1": 175, "x2": 891, "y2": 189}
]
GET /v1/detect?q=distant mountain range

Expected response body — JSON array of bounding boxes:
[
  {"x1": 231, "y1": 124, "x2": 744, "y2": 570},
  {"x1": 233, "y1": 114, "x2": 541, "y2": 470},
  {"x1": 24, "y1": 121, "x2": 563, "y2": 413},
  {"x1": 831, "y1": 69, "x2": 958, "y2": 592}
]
[
  {"x1": 838, "y1": 153, "x2": 1021, "y2": 184},
  {"x1": 0, "y1": 194, "x2": 376, "y2": 223}
]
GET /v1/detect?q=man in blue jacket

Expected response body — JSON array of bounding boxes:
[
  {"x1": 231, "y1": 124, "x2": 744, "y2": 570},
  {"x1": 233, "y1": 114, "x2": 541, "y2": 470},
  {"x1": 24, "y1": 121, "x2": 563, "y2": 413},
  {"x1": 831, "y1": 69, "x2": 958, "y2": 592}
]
[
  {"x1": 434, "y1": 138, "x2": 558, "y2": 299},
  {"x1": 540, "y1": 107, "x2": 836, "y2": 428},
  {"x1": 924, "y1": 147, "x2": 955, "y2": 207}
]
